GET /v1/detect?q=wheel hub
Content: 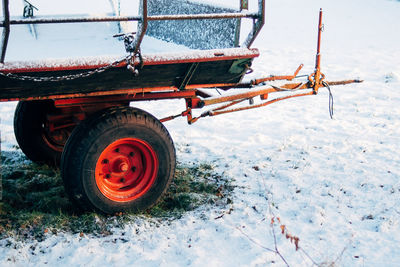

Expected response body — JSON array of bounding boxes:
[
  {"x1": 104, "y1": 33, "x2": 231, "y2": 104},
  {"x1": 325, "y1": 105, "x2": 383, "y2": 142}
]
[{"x1": 95, "y1": 138, "x2": 158, "y2": 202}]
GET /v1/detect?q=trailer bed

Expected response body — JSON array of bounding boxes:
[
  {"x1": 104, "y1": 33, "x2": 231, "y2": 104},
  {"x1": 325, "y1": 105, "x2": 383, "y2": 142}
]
[{"x1": 0, "y1": 48, "x2": 259, "y2": 100}]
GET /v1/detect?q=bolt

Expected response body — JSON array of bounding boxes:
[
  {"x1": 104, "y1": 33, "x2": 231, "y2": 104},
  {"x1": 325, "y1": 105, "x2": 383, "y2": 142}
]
[
  {"x1": 115, "y1": 148, "x2": 120, "y2": 153},
  {"x1": 120, "y1": 178, "x2": 125, "y2": 183},
  {"x1": 120, "y1": 163, "x2": 129, "y2": 172},
  {"x1": 105, "y1": 174, "x2": 111, "y2": 179},
  {"x1": 102, "y1": 159, "x2": 109, "y2": 164},
  {"x1": 129, "y1": 152, "x2": 135, "y2": 157},
  {"x1": 131, "y1": 166, "x2": 136, "y2": 172}
]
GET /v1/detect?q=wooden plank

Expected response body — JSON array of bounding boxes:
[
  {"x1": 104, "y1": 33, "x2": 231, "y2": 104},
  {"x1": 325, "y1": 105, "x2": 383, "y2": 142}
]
[{"x1": 0, "y1": 58, "x2": 254, "y2": 100}]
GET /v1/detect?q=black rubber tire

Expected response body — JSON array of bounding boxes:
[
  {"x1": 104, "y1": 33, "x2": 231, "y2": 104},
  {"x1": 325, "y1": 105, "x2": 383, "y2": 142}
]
[
  {"x1": 14, "y1": 100, "x2": 63, "y2": 166},
  {"x1": 61, "y1": 106, "x2": 176, "y2": 214}
]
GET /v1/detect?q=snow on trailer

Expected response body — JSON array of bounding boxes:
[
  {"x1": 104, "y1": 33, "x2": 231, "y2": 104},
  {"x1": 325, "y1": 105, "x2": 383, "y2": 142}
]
[{"x1": 0, "y1": 0, "x2": 360, "y2": 214}]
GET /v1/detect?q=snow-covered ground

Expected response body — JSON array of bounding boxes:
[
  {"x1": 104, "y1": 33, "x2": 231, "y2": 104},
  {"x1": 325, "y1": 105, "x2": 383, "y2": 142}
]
[{"x1": 1, "y1": 0, "x2": 400, "y2": 266}]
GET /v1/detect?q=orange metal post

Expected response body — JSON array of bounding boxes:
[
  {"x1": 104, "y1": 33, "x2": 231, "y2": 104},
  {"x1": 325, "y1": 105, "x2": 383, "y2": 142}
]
[{"x1": 312, "y1": 8, "x2": 323, "y2": 93}]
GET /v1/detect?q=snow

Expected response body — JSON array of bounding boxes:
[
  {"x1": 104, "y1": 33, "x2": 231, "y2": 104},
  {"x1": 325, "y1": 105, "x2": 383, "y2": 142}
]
[
  {"x1": 1, "y1": 0, "x2": 400, "y2": 266},
  {"x1": 0, "y1": 48, "x2": 257, "y2": 72},
  {"x1": 189, "y1": 0, "x2": 240, "y2": 10},
  {"x1": 3, "y1": 0, "x2": 125, "y2": 17},
  {"x1": 0, "y1": 0, "x2": 189, "y2": 61}
]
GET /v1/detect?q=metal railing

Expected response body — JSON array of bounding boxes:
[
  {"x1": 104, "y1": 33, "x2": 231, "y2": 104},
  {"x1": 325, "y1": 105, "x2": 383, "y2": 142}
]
[{"x1": 1, "y1": 0, "x2": 265, "y2": 63}]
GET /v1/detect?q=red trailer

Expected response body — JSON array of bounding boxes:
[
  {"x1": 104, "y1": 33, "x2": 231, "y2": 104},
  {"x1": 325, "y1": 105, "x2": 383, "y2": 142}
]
[{"x1": 0, "y1": 0, "x2": 360, "y2": 214}]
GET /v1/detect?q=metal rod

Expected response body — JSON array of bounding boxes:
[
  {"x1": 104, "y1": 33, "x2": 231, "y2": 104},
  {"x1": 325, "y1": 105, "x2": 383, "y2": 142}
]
[
  {"x1": 0, "y1": 16, "x2": 142, "y2": 26},
  {"x1": 132, "y1": 0, "x2": 147, "y2": 55},
  {"x1": 251, "y1": 64, "x2": 303, "y2": 85},
  {"x1": 312, "y1": 8, "x2": 323, "y2": 93},
  {"x1": 53, "y1": 90, "x2": 197, "y2": 107},
  {"x1": 315, "y1": 8, "x2": 323, "y2": 72},
  {"x1": 243, "y1": 0, "x2": 265, "y2": 48},
  {"x1": 179, "y1": 62, "x2": 199, "y2": 90},
  {"x1": 201, "y1": 82, "x2": 308, "y2": 106},
  {"x1": 1, "y1": 0, "x2": 10, "y2": 63},
  {"x1": 147, "y1": 12, "x2": 258, "y2": 21},
  {"x1": 0, "y1": 0, "x2": 265, "y2": 61},
  {"x1": 322, "y1": 79, "x2": 363, "y2": 86},
  {"x1": 23, "y1": 0, "x2": 38, "y2": 11},
  {"x1": 208, "y1": 91, "x2": 314, "y2": 117},
  {"x1": 0, "y1": 13, "x2": 259, "y2": 27}
]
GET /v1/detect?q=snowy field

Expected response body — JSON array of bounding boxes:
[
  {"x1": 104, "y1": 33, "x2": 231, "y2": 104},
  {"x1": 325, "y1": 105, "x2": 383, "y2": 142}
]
[{"x1": 1, "y1": 0, "x2": 400, "y2": 266}]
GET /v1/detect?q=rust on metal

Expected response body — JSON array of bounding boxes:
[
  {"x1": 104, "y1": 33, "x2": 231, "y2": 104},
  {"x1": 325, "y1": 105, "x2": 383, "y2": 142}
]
[
  {"x1": 203, "y1": 91, "x2": 315, "y2": 117},
  {"x1": 183, "y1": 78, "x2": 361, "y2": 124},
  {"x1": 133, "y1": 0, "x2": 147, "y2": 56},
  {"x1": 322, "y1": 79, "x2": 363, "y2": 86},
  {"x1": 1, "y1": 4, "x2": 363, "y2": 127},
  {"x1": 160, "y1": 109, "x2": 191, "y2": 123},
  {"x1": 251, "y1": 64, "x2": 303, "y2": 85},
  {"x1": 53, "y1": 90, "x2": 197, "y2": 107},
  {"x1": 312, "y1": 8, "x2": 324, "y2": 94},
  {"x1": 0, "y1": 87, "x2": 177, "y2": 103},
  {"x1": 241, "y1": 0, "x2": 249, "y2": 10},
  {"x1": 200, "y1": 82, "x2": 308, "y2": 107}
]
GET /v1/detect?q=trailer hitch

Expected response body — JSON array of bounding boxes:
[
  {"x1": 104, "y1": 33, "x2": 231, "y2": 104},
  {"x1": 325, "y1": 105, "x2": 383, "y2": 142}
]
[{"x1": 161, "y1": 9, "x2": 363, "y2": 125}]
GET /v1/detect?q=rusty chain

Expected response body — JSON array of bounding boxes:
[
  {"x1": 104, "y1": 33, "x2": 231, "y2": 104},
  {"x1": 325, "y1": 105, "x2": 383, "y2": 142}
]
[{"x1": 0, "y1": 54, "x2": 133, "y2": 82}]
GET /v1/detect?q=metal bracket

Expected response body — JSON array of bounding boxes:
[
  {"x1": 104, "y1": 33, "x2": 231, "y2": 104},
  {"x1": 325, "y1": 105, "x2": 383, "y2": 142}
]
[
  {"x1": 23, "y1": 0, "x2": 39, "y2": 18},
  {"x1": 179, "y1": 62, "x2": 199, "y2": 90}
]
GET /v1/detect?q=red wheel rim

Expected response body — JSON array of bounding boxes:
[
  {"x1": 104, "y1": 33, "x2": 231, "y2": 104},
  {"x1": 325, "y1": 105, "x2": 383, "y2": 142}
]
[{"x1": 95, "y1": 138, "x2": 159, "y2": 202}]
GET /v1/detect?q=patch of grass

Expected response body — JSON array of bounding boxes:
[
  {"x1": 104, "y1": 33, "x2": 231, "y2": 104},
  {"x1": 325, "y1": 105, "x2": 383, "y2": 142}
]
[
  {"x1": 0, "y1": 152, "x2": 234, "y2": 241},
  {"x1": 148, "y1": 162, "x2": 234, "y2": 217}
]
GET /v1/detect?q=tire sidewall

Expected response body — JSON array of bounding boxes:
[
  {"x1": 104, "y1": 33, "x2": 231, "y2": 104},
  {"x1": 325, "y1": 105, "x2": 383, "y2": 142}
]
[
  {"x1": 63, "y1": 107, "x2": 175, "y2": 214},
  {"x1": 14, "y1": 101, "x2": 62, "y2": 165}
]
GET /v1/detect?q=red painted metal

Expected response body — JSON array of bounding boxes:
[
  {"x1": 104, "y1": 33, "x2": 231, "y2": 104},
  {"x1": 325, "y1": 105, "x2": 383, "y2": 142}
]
[
  {"x1": 160, "y1": 109, "x2": 192, "y2": 123},
  {"x1": 0, "y1": 62, "x2": 127, "y2": 74},
  {"x1": 44, "y1": 103, "x2": 128, "y2": 150},
  {"x1": 185, "y1": 83, "x2": 239, "y2": 90},
  {"x1": 140, "y1": 49, "x2": 259, "y2": 66},
  {"x1": 251, "y1": 64, "x2": 303, "y2": 85},
  {"x1": 95, "y1": 138, "x2": 158, "y2": 202},
  {"x1": 53, "y1": 90, "x2": 197, "y2": 108},
  {"x1": 0, "y1": 49, "x2": 259, "y2": 74},
  {"x1": 0, "y1": 83, "x2": 239, "y2": 103},
  {"x1": 0, "y1": 87, "x2": 176, "y2": 103},
  {"x1": 312, "y1": 8, "x2": 324, "y2": 94},
  {"x1": 0, "y1": 7, "x2": 362, "y2": 128}
]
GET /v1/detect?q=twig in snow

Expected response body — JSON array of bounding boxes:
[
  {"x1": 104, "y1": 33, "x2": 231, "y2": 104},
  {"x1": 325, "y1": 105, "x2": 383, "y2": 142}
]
[
  {"x1": 236, "y1": 226, "x2": 276, "y2": 253},
  {"x1": 214, "y1": 206, "x2": 234, "y2": 220}
]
